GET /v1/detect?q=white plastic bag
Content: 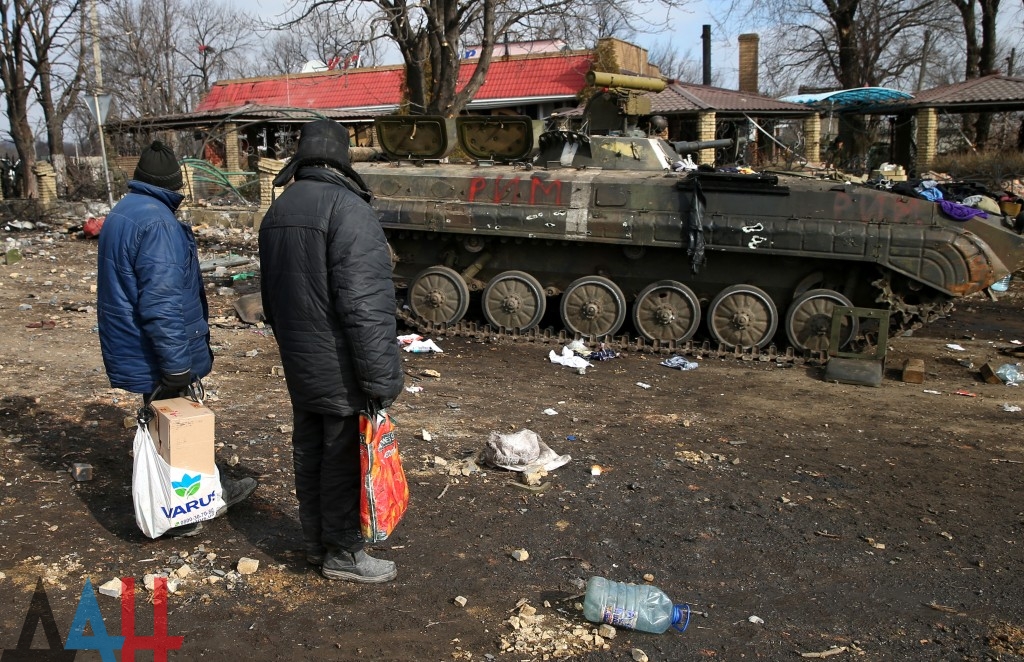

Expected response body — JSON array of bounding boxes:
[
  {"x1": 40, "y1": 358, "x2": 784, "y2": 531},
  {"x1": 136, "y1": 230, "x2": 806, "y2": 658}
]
[{"x1": 132, "y1": 423, "x2": 225, "y2": 539}]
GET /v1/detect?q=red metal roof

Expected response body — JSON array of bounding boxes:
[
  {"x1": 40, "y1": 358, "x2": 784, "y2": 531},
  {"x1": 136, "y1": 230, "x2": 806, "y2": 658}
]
[{"x1": 197, "y1": 54, "x2": 594, "y2": 112}]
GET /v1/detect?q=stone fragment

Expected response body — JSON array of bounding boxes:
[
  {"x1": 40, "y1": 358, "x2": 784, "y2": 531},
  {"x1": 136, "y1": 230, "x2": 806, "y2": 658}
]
[
  {"x1": 174, "y1": 564, "x2": 192, "y2": 579},
  {"x1": 453, "y1": 595, "x2": 468, "y2": 607},
  {"x1": 98, "y1": 579, "x2": 123, "y2": 598},
  {"x1": 597, "y1": 624, "x2": 616, "y2": 639},
  {"x1": 510, "y1": 549, "x2": 529, "y2": 562},
  {"x1": 421, "y1": 369, "x2": 441, "y2": 378},
  {"x1": 631, "y1": 648, "x2": 649, "y2": 662},
  {"x1": 642, "y1": 573, "x2": 654, "y2": 582},
  {"x1": 236, "y1": 557, "x2": 259, "y2": 574},
  {"x1": 70, "y1": 463, "x2": 93, "y2": 481}
]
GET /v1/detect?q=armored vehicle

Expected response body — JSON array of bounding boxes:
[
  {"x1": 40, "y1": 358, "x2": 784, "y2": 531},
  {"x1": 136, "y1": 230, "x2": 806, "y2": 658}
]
[{"x1": 351, "y1": 72, "x2": 1024, "y2": 352}]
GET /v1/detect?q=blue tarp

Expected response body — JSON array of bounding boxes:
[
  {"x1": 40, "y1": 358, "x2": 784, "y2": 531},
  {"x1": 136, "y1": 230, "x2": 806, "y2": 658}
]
[{"x1": 780, "y1": 87, "x2": 913, "y2": 107}]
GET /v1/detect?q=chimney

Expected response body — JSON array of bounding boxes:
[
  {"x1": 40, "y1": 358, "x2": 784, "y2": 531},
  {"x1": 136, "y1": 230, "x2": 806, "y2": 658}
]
[
  {"x1": 702, "y1": 25, "x2": 712, "y2": 85},
  {"x1": 738, "y1": 34, "x2": 759, "y2": 93}
]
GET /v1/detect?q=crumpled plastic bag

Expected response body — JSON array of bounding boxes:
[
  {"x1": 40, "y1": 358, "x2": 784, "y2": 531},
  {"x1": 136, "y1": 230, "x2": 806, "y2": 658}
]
[
  {"x1": 404, "y1": 338, "x2": 444, "y2": 353},
  {"x1": 482, "y1": 429, "x2": 571, "y2": 472},
  {"x1": 661, "y1": 356, "x2": 698, "y2": 370},
  {"x1": 549, "y1": 346, "x2": 591, "y2": 369}
]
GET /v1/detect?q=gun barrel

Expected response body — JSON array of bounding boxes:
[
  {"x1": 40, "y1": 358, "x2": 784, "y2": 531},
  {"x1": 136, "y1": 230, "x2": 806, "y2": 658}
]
[
  {"x1": 673, "y1": 138, "x2": 737, "y2": 152},
  {"x1": 586, "y1": 71, "x2": 667, "y2": 92}
]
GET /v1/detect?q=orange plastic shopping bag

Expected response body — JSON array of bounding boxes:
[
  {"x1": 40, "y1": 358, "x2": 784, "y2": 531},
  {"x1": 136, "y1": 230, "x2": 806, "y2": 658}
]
[{"x1": 359, "y1": 402, "x2": 410, "y2": 541}]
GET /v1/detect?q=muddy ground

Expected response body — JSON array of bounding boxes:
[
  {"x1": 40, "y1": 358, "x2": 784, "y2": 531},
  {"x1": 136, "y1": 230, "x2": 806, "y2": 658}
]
[{"x1": 1, "y1": 224, "x2": 1024, "y2": 662}]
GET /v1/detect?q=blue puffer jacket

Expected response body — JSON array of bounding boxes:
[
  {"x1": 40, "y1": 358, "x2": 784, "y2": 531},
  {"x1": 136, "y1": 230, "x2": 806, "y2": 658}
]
[{"x1": 97, "y1": 181, "x2": 212, "y2": 394}]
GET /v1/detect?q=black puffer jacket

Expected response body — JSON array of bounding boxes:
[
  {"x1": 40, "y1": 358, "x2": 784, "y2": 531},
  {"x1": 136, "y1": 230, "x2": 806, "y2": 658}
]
[{"x1": 259, "y1": 166, "x2": 403, "y2": 416}]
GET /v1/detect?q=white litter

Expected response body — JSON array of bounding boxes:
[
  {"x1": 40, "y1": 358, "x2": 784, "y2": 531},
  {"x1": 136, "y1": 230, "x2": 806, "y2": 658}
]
[
  {"x1": 405, "y1": 385, "x2": 423, "y2": 393},
  {"x1": 945, "y1": 343, "x2": 966, "y2": 351},
  {"x1": 397, "y1": 333, "x2": 422, "y2": 345},
  {"x1": 481, "y1": 429, "x2": 571, "y2": 472},
  {"x1": 404, "y1": 338, "x2": 444, "y2": 353},
  {"x1": 661, "y1": 356, "x2": 698, "y2": 370},
  {"x1": 1001, "y1": 403, "x2": 1022, "y2": 412},
  {"x1": 549, "y1": 346, "x2": 592, "y2": 369},
  {"x1": 748, "y1": 615, "x2": 765, "y2": 625},
  {"x1": 543, "y1": 408, "x2": 558, "y2": 416},
  {"x1": 922, "y1": 389, "x2": 942, "y2": 395},
  {"x1": 636, "y1": 382, "x2": 651, "y2": 389}
]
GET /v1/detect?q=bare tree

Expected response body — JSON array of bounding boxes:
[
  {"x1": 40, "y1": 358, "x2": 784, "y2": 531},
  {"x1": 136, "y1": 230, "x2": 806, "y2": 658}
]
[
  {"x1": 278, "y1": 0, "x2": 693, "y2": 117},
  {"x1": 0, "y1": 0, "x2": 38, "y2": 197},
  {"x1": 99, "y1": 0, "x2": 255, "y2": 123},
  {"x1": 25, "y1": 0, "x2": 88, "y2": 195},
  {"x1": 647, "y1": 39, "x2": 710, "y2": 84},
  {"x1": 949, "y1": 0, "x2": 1003, "y2": 147},
  {"x1": 728, "y1": 0, "x2": 956, "y2": 154},
  {"x1": 255, "y1": 4, "x2": 384, "y2": 75}
]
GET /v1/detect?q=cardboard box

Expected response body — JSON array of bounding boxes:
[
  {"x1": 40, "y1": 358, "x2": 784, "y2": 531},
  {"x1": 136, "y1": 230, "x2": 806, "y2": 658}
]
[{"x1": 148, "y1": 397, "x2": 215, "y2": 475}]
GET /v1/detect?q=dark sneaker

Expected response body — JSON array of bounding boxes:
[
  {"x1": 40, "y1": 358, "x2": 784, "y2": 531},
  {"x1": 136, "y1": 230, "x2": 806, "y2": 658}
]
[
  {"x1": 215, "y1": 476, "x2": 258, "y2": 516},
  {"x1": 306, "y1": 545, "x2": 325, "y2": 566},
  {"x1": 163, "y1": 522, "x2": 203, "y2": 538},
  {"x1": 321, "y1": 550, "x2": 397, "y2": 583}
]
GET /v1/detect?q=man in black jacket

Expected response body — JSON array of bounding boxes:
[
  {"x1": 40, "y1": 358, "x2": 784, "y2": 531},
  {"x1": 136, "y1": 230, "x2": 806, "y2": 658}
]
[{"x1": 259, "y1": 120, "x2": 404, "y2": 583}]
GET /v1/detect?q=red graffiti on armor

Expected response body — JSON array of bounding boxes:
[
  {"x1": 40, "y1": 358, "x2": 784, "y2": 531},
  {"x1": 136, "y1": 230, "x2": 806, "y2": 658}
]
[{"x1": 467, "y1": 177, "x2": 564, "y2": 206}]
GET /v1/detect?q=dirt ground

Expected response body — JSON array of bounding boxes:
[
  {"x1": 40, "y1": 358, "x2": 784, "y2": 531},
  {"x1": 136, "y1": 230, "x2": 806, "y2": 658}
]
[{"x1": 2, "y1": 223, "x2": 1024, "y2": 662}]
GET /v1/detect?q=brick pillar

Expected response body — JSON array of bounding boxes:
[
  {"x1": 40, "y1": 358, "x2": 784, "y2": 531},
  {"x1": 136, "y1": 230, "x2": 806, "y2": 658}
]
[
  {"x1": 698, "y1": 111, "x2": 717, "y2": 165},
  {"x1": 803, "y1": 113, "x2": 821, "y2": 164},
  {"x1": 33, "y1": 161, "x2": 57, "y2": 208},
  {"x1": 256, "y1": 157, "x2": 287, "y2": 226},
  {"x1": 224, "y1": 123, "x2": 246, "y2": 187},
  {"x1": 738, "y1": 34, "x2": 759, "y2": 94},
  {"x1": 916, "y1": 108, "x2": 938, "y2": 174}
]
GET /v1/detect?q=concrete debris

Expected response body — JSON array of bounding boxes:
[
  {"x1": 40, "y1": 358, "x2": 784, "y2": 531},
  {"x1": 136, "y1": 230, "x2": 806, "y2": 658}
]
[
  {"x1": 453, "y1": 595, "x2": 468, "y2": 607},
  {"x1": 236, "y1": 557, "x2": 260, "y2": 575},
  {"x1": 98, "y1": 579, "x2": 123, "y2": 598},
  {"x1": 510, "y1": 549, "x2": 529, "y2": 562},
  {"x1": 597, "y1": 624, "x2": 616, "y2": 639},
  {"x1": 500, "y1": 602, "x2": 610, "y2": 658}
]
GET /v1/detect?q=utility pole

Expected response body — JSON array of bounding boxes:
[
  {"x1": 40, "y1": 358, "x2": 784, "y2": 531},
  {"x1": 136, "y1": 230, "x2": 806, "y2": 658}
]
[{"x1": 89, "y1": 0, "x2": 114, "y2": 207}]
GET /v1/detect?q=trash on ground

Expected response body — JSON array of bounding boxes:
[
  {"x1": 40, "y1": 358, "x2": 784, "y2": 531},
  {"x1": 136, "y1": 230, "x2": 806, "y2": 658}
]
[
  {"x1": 233, "y1": 292, "x2": 265, "y2": 324},
  {"x1": 955, "y1": 389, "x2": 977, "y2": 397},
  {"x1": 636, "y1": 382, "x2": 652, "y2": 389},
  {"x1": 945, "y1": 343, "x2": 966, "y2": 351},
  {"x1": 1001, "y1": 403, "x2": 1022, "y2": 412},
  {"x1": 420, "y1": 429, "x2": 432, "y2": 441},
  {"x1": 922, "y1": 389, "x2": 942, "y2": 395},
  {"x1": 405, "y1": 385, "x2": 423, "y2": 394},
  {"x1": 70, "y1": 463, "x2": 93, "y2": 481},
  {"x1": 543, "y1": 407, "x2": 558, "y2": 416},
  {"x1": 994, "y1": 363, "x2": 1021, "y2": 385},
  {"x1": 397, "y1": 333, "x2": 422, "y2": 345},
  {"x1": 481, "y1": 429, "x2": 571, "y2": 472},
  {"x1": 549, "y1": 345, "x2": 592, "y2": 370},
  {"x1": 661, "y1": 356, "x2": 698, "y2": 371},
  {"x1": 583, "y1": 576, "x2": 689, "y2": 634},
  {"x1": 404, "y1": 338, "x2": 444, "y2": 353},
  {"x1": 591, "y1": 465, "x2": 603, "y2": 476},
  {"x1": 566, "y1": 339, "x2": 589, "y2": 355},
  {"x1": 420, "y1": 369, "x2": 441, "y2": 378},
  {"x1": 748, "y1": 615, "x2": 765, "y2": 625},
  {"x1": 589, "y1": 347, "x2": 618, "y2": 361}
]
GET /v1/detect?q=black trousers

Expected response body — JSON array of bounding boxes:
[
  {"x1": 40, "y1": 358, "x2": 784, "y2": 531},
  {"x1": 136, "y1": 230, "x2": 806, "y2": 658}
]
[{"x1": 292, "y1": 408, "x2": 364, "y2": 554}]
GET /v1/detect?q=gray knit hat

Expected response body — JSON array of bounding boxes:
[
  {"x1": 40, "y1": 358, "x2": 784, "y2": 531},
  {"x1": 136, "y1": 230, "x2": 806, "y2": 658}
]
[{"x1": 134, "y1": 140, "x2": 183, "y2": 191}]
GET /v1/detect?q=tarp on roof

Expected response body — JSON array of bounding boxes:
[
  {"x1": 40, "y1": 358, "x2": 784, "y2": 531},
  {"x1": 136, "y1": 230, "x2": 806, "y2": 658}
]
[{"x1": 781, "y1": 87, "x2": 913, "y2": 107}]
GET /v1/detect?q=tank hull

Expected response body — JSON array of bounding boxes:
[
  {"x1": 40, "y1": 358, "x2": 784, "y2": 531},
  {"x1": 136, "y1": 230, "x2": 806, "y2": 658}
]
[{"x1": 350, "y1": 124, "x2": 1024, "y2": 350}]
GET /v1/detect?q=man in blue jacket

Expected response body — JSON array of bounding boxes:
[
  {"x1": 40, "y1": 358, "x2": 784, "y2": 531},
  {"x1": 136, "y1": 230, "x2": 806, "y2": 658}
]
[{"x1": 97, "y1": 140, "x2": 256, "y2": 537}]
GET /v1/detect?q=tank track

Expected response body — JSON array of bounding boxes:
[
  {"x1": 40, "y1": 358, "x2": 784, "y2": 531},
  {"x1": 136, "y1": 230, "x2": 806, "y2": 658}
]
[
  {"x1": 395, "y1": 305, "x2": 827, "y2": 365},
  {"x1": 396, "y1": 273, "x2": 955, "y2": 364}
]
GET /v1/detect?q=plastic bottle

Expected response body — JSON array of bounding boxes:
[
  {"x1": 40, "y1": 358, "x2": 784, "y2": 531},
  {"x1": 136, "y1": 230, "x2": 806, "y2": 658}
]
[
  {"x1": 582, "y1": 576, "x2": 690, "y2": 634},
  {"x1": 991, "y1": 274, "x2": 1012, "y2": 292}
]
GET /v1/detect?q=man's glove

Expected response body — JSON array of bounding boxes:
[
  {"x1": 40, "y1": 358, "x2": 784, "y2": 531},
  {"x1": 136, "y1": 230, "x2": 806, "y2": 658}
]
[{"x1": 159, "y1": 371, "x2": 192, "y2": 397}]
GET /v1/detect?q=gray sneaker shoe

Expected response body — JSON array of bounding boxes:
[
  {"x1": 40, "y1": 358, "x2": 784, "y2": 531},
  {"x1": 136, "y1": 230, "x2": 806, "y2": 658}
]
[
  {"x1": 321, "y1": 550, "x2": 397, "y2": 583},
  {"x1": 215, "y1": 476, "x2": 258, "y2": 516}
]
